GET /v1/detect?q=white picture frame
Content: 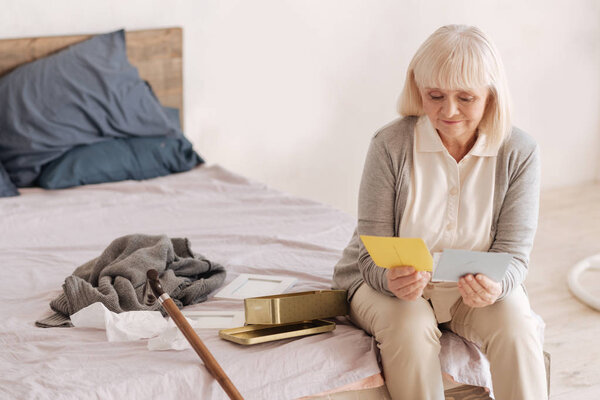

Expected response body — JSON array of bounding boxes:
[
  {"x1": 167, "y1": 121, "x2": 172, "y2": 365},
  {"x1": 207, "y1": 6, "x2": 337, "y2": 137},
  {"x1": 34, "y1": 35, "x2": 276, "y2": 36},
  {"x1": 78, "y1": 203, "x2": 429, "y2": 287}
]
[
  {"x1": 182, "y1": 310, "x2": 245, "y2": 329},
  {"x1": 213, "y1": 273, "x2": 297, "y2": 300}
]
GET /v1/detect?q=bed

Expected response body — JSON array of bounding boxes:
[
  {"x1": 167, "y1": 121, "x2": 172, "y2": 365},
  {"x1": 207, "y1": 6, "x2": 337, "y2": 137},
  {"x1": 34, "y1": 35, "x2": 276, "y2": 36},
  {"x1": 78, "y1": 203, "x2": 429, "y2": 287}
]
[
  {"x1": 0, "y1": 27, "x2": 529, "y2": 400},
  {"x1": 1, "y1": 162, "x2": 391, "y2": 399}
]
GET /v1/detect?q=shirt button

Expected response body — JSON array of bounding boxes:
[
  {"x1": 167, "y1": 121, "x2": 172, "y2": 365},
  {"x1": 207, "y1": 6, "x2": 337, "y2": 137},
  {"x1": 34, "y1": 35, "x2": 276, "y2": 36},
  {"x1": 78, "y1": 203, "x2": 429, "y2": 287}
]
[
  {"x1": 449, "y1": 187, "x2": 458, "y2": 196},
  {"x1": 446, "y1": 223, "x2": 454, "y2": 231}
]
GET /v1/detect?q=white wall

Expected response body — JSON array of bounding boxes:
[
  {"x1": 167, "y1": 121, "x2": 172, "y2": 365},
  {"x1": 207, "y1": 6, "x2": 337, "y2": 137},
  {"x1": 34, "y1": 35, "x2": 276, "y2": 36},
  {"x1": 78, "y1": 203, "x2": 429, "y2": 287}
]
[
  {"x1": 1, "y1": 0, "x2": 599, "y2": 215},
  {"x1": 597, "y1": 1, "x2": 600, "y2": 183}
]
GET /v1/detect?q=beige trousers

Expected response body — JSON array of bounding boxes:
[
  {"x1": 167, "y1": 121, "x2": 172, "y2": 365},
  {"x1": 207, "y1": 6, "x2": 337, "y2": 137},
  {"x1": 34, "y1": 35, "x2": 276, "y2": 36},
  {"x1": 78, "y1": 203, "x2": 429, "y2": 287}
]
[{"x1": 349, "y1": 283, "x2": 548, "y2": 400}]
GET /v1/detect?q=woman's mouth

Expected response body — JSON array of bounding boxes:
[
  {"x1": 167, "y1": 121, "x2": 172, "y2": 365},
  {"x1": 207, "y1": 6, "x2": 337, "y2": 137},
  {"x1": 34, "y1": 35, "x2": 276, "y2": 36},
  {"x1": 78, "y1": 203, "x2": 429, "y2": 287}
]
[{"x1": 441, "y1": 120, "x2": 462, "y2": 125}]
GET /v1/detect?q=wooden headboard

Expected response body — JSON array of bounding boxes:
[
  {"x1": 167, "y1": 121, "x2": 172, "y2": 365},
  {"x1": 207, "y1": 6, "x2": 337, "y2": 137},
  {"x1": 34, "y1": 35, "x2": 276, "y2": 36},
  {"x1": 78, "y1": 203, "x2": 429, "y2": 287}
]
[{"x1": 0, "y1": 27, "x2": 183, "y2": 127}]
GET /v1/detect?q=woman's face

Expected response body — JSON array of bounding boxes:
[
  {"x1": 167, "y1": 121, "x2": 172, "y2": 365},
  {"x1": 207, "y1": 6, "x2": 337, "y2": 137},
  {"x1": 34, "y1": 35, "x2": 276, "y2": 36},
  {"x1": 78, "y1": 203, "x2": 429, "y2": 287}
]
[{"x1": 419, "y1": 86, "x2": 490, "y2": 143}]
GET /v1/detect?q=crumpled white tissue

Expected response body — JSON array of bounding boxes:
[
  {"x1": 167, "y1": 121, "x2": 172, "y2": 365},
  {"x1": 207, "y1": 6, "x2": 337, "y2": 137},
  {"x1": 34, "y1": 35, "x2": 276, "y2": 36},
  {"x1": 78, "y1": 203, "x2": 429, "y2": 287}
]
[
  {"x1": 147, "y1": 321, "x2": 195, "y2": 351},
  {"x1": 71, "y1": 302, "x2": 200, "y2": 351},
  {"x1": 71, "y1": 302, "x2": 168, "y2": 342}
]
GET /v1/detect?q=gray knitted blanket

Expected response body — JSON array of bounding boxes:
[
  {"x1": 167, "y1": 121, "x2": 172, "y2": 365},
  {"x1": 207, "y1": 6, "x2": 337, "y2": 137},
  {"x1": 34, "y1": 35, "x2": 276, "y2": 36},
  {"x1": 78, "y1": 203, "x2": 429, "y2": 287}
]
[{"x1": 36, "y1": 234, "x2": 226, "y2": 328}]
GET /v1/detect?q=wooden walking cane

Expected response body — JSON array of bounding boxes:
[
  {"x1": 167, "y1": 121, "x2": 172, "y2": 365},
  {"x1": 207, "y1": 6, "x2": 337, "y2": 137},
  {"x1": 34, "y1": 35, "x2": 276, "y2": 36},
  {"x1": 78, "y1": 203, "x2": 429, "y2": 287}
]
[{"x1": 143, "y1": 269, "x2": 244, "y2": 400}]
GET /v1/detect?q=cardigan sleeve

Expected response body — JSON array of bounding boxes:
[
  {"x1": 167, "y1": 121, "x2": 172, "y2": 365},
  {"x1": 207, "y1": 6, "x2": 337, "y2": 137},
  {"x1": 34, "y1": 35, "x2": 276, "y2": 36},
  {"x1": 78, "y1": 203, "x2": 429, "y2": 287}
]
[
  {"x1": 356, "y1": 132, "x2": 397, "y2": 296},
  {"x1": 490, "y1": 142, "x2": 541, "y2": 299}
]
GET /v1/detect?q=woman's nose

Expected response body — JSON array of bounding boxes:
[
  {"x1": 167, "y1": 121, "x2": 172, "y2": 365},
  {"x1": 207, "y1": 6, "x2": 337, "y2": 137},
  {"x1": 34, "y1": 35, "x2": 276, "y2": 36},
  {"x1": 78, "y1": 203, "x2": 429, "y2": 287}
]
[{"x1": 441, "y1": 99, "x2": 459, "y2": 117}]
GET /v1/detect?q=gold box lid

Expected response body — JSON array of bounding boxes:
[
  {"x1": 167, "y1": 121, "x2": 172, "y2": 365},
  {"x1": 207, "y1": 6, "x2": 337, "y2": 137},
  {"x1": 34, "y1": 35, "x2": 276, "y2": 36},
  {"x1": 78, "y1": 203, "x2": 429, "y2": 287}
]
[{"x1": 219, "y1": 319, "x2": 335, "y2": 345}]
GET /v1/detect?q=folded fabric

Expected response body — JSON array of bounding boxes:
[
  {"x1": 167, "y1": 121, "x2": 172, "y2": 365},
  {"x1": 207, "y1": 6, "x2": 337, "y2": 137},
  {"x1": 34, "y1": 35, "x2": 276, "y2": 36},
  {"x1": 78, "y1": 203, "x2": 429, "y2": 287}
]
[{"x1": 36, "y1": 234, "x2": 226, "y2": 328}]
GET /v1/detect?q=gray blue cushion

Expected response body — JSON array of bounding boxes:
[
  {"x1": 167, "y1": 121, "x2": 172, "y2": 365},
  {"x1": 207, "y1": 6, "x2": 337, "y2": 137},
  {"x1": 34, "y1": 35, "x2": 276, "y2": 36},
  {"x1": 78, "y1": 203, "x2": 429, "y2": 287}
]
[
  {"x1": 0, "y1": 29, "x2": 181, "y2": 189},
  {"x1": 0, "y1": 162, "x2": 19, "y2": 197},
  {"x1": 38, "y1": 135, "x2": 203, "y2": 189}
]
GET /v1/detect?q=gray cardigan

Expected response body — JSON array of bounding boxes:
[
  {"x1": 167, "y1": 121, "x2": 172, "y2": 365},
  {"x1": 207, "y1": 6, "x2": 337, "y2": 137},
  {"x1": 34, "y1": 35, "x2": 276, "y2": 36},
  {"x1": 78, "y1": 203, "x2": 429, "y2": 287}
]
[{"x1": 332, "y1": 116, "x2": 540, "y2": 301}]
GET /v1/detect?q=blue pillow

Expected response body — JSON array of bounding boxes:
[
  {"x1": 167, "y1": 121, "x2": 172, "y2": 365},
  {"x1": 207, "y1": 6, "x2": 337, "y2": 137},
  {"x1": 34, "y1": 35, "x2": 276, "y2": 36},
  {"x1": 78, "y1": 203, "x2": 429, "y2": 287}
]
[
  {"x1": 0, "y1": 162, "x2": 19, "y2": 197},
  {"x1": 38, "y1": 135, "x2": 203, "y2": 189},
  {"x1": 0, "y1": 30, "x2": 181, "y2": 187}
]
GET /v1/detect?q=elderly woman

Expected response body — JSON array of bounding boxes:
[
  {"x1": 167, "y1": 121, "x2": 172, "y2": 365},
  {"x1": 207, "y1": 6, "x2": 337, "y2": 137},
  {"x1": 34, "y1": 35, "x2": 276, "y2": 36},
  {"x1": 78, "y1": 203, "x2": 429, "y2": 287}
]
[{"x1": 332, "y1": 25, "x2": 547, "y2": 399}]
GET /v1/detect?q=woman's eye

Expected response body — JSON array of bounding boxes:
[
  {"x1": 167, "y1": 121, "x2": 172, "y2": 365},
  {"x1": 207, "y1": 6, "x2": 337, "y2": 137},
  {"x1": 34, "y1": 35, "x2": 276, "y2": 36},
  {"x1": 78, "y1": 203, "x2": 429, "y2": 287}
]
[
  {"x1": 429, "y1": 95, "x2": 443, "y2": 100},
  {"x1": 459, "y1": 97, "x2": 475, "y2": 102}
]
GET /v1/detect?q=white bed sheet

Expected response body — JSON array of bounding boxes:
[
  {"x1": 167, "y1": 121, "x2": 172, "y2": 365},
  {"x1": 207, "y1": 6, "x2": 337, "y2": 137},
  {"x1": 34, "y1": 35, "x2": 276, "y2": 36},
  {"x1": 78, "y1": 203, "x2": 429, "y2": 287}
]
[{"x1": 0, "y1": 165, "x2": 381, "y2": 400}]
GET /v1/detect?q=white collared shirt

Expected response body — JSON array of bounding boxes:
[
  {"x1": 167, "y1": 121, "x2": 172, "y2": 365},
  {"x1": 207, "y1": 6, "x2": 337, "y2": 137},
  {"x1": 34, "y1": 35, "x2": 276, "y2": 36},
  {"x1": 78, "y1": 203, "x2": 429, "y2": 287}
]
[{"x1": 400, "y1": 115, "x2": 500, "y2": 254}]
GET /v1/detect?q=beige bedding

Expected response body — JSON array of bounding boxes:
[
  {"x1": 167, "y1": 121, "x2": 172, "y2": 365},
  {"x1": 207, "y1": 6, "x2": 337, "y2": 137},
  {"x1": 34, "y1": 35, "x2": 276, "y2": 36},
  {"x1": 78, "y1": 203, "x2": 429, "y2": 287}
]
[{"x1": 0, "y1": 165, "x2": 381, "y2": 399}]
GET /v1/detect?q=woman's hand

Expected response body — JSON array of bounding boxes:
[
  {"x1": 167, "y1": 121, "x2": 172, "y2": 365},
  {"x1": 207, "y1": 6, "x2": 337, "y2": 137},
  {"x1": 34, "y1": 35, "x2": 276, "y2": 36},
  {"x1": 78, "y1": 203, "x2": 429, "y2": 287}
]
[
  {"x1": 387, "y1": 266, "x2": 431, "y2": 301},
  {"x1": 458, "y1": 274, "x2": 501, "y2": 308}
]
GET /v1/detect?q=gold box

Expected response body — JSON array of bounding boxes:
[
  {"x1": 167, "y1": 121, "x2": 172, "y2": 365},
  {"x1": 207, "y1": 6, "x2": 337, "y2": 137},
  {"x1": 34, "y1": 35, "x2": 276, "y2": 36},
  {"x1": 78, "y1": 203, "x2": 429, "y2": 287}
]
[
  {"x1": 244, "y1": 290, "x2": 349, "y2": 325},
  {"x1": 219, "y1": 290, "x2": 348, "y2": 345},
  {"x1": 218, "y1": 319, "x2": 335, "y2": 345}
]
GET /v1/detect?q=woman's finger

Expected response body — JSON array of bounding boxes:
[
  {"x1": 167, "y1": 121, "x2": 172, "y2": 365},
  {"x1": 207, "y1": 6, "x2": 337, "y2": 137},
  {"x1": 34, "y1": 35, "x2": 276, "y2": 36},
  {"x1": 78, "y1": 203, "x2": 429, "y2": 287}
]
[
  {"x1": 459, "y1": 275, "x2": 498, "y2": 307},
  {"x1": 458, "y1": 283, "x2": 475, "y2": 304},
  {"x1": 475, "y1": 274, "x2": 501, "y2": 295},
  {"x1": 393, "y1": 276, "x2": 427, "y2": 298},
  {"x1": 388, "y1": 275, "x2": 419, "y2": 292},
  {"x1": 459, "y1": 275, "x2": 489, "y2": 304},
  {"x1": 402, "y1": 280, "x2": 428, "y2": 301},
  {"x1": 458, "y1": 285, "x2": 485, "y2": 307},
  {"x1": 388, "y1": 266, "x2": 416, "y2": 279},
  {"x1": 389, "y1": 272, "x2": 429, "y2": 300},
  {"x1": 388, "y1": 270, "x2": 427, "y2": 290},
  {"x1": 464, "y1": 275, "x2": 490, "y2": 298},
  {"x1": 467, "y1": 274, "x2": 500, "y2": 303}
]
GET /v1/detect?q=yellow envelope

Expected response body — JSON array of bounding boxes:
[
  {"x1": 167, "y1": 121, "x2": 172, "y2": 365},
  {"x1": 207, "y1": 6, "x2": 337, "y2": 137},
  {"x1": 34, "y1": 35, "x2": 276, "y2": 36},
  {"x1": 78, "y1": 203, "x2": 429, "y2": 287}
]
[{"x1": 359, "y1": 235, "x2": 433, "y2": 271}]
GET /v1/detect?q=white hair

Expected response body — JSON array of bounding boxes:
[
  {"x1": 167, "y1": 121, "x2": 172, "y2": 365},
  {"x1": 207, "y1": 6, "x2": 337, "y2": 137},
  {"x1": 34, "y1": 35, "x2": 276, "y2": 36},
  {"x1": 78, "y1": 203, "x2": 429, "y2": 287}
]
[{"x1": 398, "y1": 25, "x2": 512, "y2": 145}]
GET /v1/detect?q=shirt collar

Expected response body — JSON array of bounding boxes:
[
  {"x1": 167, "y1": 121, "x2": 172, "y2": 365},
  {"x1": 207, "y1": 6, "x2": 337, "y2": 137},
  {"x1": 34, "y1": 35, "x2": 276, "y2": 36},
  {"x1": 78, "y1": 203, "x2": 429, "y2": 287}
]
[{"x1": 415, "y1": 115, "x2": 500, "y2": 157}]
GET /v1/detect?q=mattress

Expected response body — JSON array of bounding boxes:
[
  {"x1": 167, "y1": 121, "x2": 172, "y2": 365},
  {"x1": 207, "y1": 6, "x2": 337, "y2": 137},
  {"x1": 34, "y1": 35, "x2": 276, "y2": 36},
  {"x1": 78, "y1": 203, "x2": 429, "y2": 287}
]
[{"x1": 0, "y1": 165, "x2": 382, "y2": 400}]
